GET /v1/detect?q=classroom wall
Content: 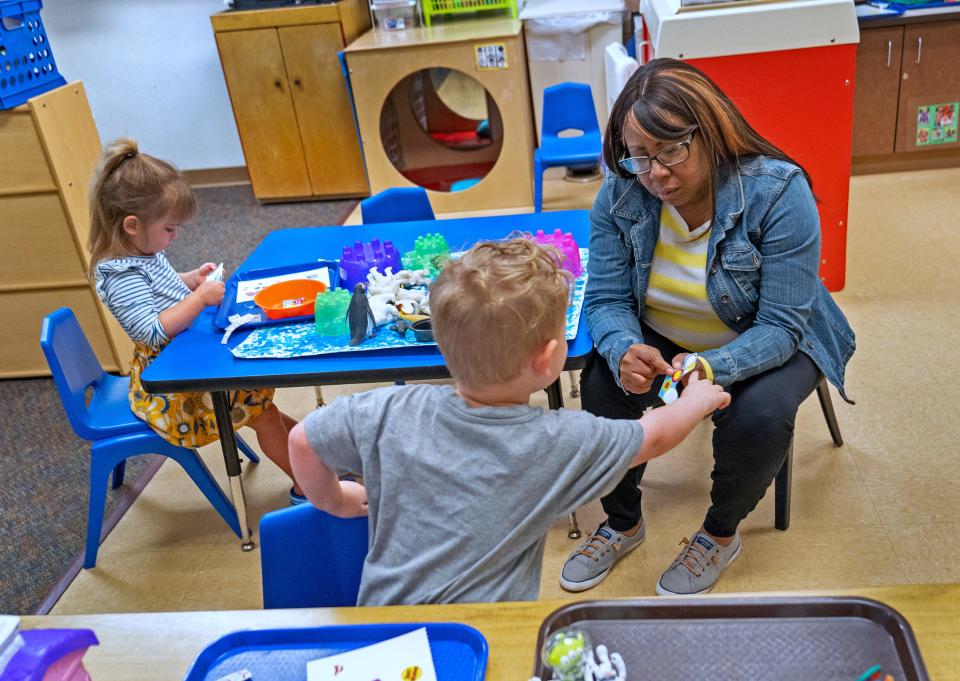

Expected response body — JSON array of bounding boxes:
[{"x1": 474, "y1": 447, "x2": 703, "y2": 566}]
[{"x1": 41, "y1": 0, "x2": 245, "y2": 171}]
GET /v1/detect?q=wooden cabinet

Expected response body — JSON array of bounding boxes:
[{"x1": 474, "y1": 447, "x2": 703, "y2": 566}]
[
  {"x1": 211, "y1": 2, "x2": 372, "y2": 202},
  {"x1": 852, "y1": 27, "x2": 903, "y2": 156},
  {"x1": 0, "y1": 82, "x2": 133, "y2": 377},
  {"x1": 852, "y1": 16, "x2": 960, "y2": 171},
  {"x1": 897, "y1": 21, "x2": 960, "y2": 152}
]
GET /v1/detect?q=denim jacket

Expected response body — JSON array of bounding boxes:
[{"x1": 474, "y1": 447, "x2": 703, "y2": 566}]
[{"x1": 585, "y1": 155, "x2": 855, "y2": 402}]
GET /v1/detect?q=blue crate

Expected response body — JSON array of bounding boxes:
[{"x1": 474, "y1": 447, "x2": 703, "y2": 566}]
[{"x1": 0, "y1": 0, "x2": 65, "y2": 109}]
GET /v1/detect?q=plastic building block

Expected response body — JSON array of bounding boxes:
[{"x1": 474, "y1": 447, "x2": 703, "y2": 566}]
[
  {"x1": 531, "y1": 229, "x2": 582, "y2": 278},
  {"x1": 401, "y1": 233, "x2": 450, "y2": 276},
  {"x1": 339, "y1": 239, "x2": 401, "y2": 291},
  {"x1": 314, "y1": 288, "x2": 352, "y2": 337}
]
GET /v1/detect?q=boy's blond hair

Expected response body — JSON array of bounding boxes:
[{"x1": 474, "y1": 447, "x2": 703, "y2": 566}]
[{"x1": 430, "y1": 238, "x2": 572, "y2": 388}]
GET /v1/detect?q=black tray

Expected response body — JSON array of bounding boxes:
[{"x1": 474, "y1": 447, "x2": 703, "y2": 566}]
[{"x1": 533, "y1": 597, "x2": 930, "y2": 681}]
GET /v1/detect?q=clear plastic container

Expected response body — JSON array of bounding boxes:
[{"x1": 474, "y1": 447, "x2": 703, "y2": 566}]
[{"x1": 370, "y1": 0, "x2": 419, "y2": 30}]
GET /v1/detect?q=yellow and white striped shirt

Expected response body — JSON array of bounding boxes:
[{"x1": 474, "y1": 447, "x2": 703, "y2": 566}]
[{"x1": 643, "y1": 203, "x2": 739, "y2": 353}]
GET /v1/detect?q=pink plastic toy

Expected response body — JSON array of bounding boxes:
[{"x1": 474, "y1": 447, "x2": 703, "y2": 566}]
[
  {"x1": 531, "y1": 229, "x2": 582, "y2": 278},
  {"x1": 339, "y1": 239, "x2": 402, "y2": 291}
]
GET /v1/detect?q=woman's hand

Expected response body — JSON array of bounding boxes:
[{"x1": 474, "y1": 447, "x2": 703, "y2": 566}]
[
  {"x1": 671, "y1": 352, "x2": 710, "y2": 386},
  {"x1": 336, "y1": 481, "x2": 369, "y2": 517},
  {"x1": 620, "y1": 344, "x2": 673, "y2": 394},
  {"x1": 186, "y1": 262, "x2": 217, "y2": 290}
]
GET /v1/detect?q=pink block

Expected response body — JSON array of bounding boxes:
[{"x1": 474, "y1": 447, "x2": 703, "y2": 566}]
[
  {"x1": 41, "y1": 650, "x2": 92, "y2": 681},
  {"x1": 532, "y1": 229, "x2": 582, "y2": 278}
]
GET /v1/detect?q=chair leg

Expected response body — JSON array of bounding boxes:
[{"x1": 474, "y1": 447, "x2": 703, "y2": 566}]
[
  {"x1": 816, "y1": 378, "x2": 844, "y2": 446},
  {"x1": 533, "y1": 153, "x2": 545, "y2": 213},
  {"x1": 568, "y1": 370, "x2": 580, "y2": 398},
  {"x1": 166, "y1": 447, "x2": 242, "y2": 538},
  {"x1": 314, "y1": 385, "x2": 325, "y2": 408},
  {"x1": 568, "y1": 512, "x2": 582, "y2": 539},
  {"x1": 236, "y1": 436, "x2": 260, "y2": 464},
  {"x1": 774, "y1": 438, "x2": 794, "y2": 531},
  {"x1": 110, "y1": 461, "x2": 126, "y2": 489},
  {"x1": 86, "y1": 449, "x2": 124, "y2": 568}
]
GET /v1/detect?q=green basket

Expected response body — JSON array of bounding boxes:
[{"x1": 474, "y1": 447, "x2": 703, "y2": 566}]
[{"x1": 421, "y1": 0, "x2": 517, "y2": 26}]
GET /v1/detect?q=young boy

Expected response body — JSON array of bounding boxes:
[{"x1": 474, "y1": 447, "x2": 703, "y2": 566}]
[{"x1": 288, "y1": 239, "x2": 730, "y2": 605}]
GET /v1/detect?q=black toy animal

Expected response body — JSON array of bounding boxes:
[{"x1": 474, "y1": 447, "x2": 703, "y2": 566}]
[{"x1": 346, "y1": 283, "x2": 376, "y2": 346}]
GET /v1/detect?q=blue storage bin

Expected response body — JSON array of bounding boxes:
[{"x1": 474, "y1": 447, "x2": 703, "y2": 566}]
[{"x1": 0, "y1": 0, "x2": 66, "y2": 109}]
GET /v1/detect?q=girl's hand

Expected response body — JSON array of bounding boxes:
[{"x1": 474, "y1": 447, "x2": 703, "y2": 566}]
[
  {"x1": 188, "y1": 263, "x2": 217, "y2": 290},
  {"x1": 336, "y1": 481, "x2": 369, "y2": 517},
  {"x1": 620, "y1": 344, "x2": 673, "y2": 394},
  {"x1": 678, "y1": 371, "x2": 731, "y2": 415},
  {"x1": 194, "y1": 280, "x2": 225, "y2": 306}
]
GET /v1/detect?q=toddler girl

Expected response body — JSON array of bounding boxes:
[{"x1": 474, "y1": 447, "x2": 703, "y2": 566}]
[{"x1": 88, "y1": 138, "x2": 305, "y2": 504}]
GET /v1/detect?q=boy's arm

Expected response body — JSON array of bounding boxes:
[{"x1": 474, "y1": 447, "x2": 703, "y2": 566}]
[
  {"x1": 289, "y1": 422, "x2": 368, "y2": 517},
  {"x1": 631, "y1": 372, "x2": 731, "y2": 466}
]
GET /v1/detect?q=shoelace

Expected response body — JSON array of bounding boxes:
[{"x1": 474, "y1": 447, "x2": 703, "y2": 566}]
[
  {"x1": 575, "y1": 530, "x2": 619, "y2": 562},
  {"x1": 675, "y1": 536, "x2": 714, "y2": 578}
]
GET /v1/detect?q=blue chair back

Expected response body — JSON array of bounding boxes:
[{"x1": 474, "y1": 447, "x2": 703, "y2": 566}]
[
  {"x1": 39, "y1": 308, "x2": 110, "y2": 442},
  {"x1": 360, "y1": 187, "x2": 435, "y2": 224},
  {"x1": 260, "y1": 504, "x2": 369, "y2": 608},
  {"x1": 541, "y1": 82, "x2": 600, "y2": 140}
]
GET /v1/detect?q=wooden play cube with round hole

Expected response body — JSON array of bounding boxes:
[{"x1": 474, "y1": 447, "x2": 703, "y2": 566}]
[{"x1": 344, "y1": 18, "x2": 535, "y2": 213}]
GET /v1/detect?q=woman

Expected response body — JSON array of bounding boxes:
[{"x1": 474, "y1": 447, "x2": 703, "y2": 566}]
[{"x1": 560, "y1": 58, "x2": 855, "y2": 596}]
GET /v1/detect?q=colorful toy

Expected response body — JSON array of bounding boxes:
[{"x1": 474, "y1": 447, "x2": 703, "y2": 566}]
[
  {"x1": 857, "y1": 665, "x2": 894, "y2": 681},
  {"x1": 339, "y1": 239, "x2": 402, "y2": 291},
  {"x1": 542, "y1": 629, "x2": 590, "y2": 681},
  {"x1": 401, "y1": 233, "x2": 450, "y2": 275},
  {"x1": 254, "y1": 279, "x2": 327, "y2": 320},
  {"x1": 314, "y1": 288, "x2": 352, "y2": 337},
  {"x1": 347, "y1": 283, "x2": 377, "y2": 346},
  {"x1": 658, "y1": 352, "x2": 700, "y2": 404},
  {"x1": 531, "y1": 229, "x2": 583, "y2": 278},
  {"x1": 209, "y1": 262, "x2": 225, "y2": 283}
]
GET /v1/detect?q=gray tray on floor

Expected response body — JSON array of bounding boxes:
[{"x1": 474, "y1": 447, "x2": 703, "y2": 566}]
[{"x1": 533, "y1": 597, "x2": 930, "y2": 681}]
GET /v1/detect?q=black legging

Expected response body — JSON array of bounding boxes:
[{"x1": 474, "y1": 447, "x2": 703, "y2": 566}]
[{"x1": 581, "y1": 323, "x2": 820, "y2": 537}]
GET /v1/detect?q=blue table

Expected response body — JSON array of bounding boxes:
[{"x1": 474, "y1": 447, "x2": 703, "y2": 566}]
[{"x1": 141, "y1": 210, "x2": 594, "y2": 549}]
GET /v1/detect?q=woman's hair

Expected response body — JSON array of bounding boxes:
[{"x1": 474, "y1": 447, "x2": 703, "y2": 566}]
[
  {"x1": 87, "y1": 137, "x2": 196, "y2": 272},
  {"x1": 430, "y1": 238, "x2": 572, "y2": 389},
  {"x1": 603, "y1": 58, "x2": 812, "y2": 189}
]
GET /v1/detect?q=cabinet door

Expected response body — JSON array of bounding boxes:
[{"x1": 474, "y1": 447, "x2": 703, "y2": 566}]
[
  {"x1": 216, "y1": 28, "x2": 312, "y2": 199},
  {"x1": 852, "y1": 27, "x2": 903, "y2": 156},
  {"x1": 279, "y1": 24, "x2": 369, "y2": 197},
  {"x1": 897, "y1": 21, "x2": 960, "y2": 152}
]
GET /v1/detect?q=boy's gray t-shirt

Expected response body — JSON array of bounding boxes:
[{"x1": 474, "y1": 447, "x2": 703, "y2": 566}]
[{"x1": 303, "y1": 384, "x2": 643, "y2": 606}]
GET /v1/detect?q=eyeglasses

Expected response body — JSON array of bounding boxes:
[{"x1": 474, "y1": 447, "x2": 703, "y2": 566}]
[{"x1": 618, "y1": 130, "x2": 697, "y2": 175}]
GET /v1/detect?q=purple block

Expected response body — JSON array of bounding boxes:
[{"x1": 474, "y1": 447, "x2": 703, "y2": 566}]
[
  {"x1": 2, "y1": 629, "x2": 98, "y2": 681},
  {"x1": 532, "y1": 229, "x2": 582, "y2": 278},
  {"x1": 338, "y1": 238, "x2": 402, "y2": 290}
]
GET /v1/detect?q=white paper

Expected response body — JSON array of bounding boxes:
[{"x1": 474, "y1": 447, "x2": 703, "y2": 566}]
[
  {"x1": 306, "y1": 628, "x2": 438, "y2": 681},
  {"x1": 236, "y1": 267, "x2": 332, "y2": 304}
]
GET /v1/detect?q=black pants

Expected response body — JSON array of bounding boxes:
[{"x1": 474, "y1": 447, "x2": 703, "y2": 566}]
[{"x1": 581, "y1": 324, "x2": 820, "y2": 537}]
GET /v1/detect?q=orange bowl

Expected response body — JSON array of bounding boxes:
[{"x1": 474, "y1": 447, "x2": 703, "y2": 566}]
[{"x1": 254, "y1": 279, "x2": 327, "y2": 320}]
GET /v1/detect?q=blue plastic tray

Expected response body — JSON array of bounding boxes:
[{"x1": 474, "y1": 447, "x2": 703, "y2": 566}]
[
  {"x1": 212, "y1": 260, "x2": 340, "y2": 330},
  {"x1": 183, "y1": 623, "x2": 488, "y2": 681}
]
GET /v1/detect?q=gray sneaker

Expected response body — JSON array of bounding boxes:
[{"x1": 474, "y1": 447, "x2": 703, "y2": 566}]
[
  {"x1": 656, "y1": 530, "x2": 741, "y2": 596},
  {"x1": 560, "y1": 520, "x2": 646, "y2": 592}
]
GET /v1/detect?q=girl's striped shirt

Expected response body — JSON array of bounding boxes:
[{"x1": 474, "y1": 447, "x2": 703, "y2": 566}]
[{"x1": 94, "y1": 252, "x2": 192, "y2": 347}]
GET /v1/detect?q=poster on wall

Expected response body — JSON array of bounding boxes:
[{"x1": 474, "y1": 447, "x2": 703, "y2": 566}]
[{"x1": 916, "y1": 102, "x2": 958, "y2": 147}]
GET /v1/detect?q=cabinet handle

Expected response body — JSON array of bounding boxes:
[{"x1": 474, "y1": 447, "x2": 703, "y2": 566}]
[
  {"x1": 915, "y1": 36, "x2": 922, "y2": 64},
  {"x1": 274, "y1": 79, "x2": 282, "y2": 89},
  {"x1": 293, "y1": 78, "x2": 302, "y2": 87},
  {"x1": 887, "y1": 40, "x2": 892, "y2": 67}
]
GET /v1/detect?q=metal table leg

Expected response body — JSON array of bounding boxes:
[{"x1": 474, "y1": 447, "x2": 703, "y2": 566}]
[
  {"x1": 545, "y1": 379, "x2": 581, "y2": 538},
  {"x1": 211, "y1": 390, "x2": 254, "y2": 551}
]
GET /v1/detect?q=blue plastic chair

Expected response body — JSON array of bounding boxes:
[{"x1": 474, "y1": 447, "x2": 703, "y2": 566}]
[
  {"x1": 360, "y1": 187, "x2": 435, "y2": 224},
  {"x1": 534, "y1": 82, "x2": 602, "y2": 212},
  {"x1": 39, "y1": 308, "x2": 259, "y2": 569},
  {"x1": 260, "y1": 504, "x2": 369, "y2": 608}
]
